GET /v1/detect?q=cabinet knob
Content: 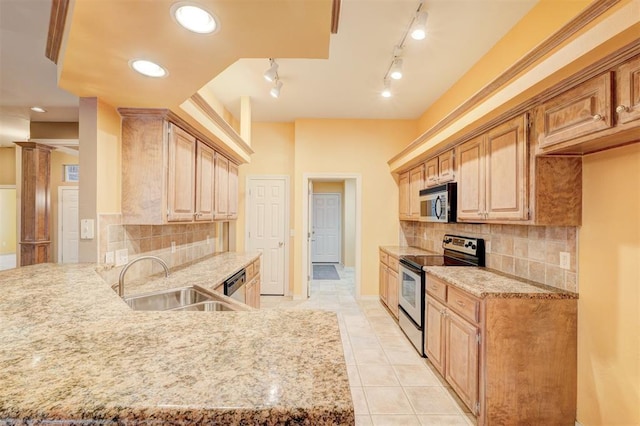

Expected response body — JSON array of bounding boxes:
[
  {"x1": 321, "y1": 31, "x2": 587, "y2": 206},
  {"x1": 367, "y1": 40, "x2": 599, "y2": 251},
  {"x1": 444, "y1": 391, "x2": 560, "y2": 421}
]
[
  {"x1": 592, "y1": 114, "x2": 603, "y2": 121},
  {"x1": 616, "y1": 105, "x2": 628, "y2": 114}
]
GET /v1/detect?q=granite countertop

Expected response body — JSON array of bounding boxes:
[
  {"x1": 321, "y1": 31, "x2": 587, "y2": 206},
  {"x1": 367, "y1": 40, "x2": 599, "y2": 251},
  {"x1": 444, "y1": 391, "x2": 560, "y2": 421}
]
[
  {"x1": 0, "y1": 259, "x2": 354, "y2": 424},
  {"x1": 425, "y1": 266, "x2": 578, "y2": 299},
  {"x1": 379, "y1": 245, "x2": 439, "y2": 257}
]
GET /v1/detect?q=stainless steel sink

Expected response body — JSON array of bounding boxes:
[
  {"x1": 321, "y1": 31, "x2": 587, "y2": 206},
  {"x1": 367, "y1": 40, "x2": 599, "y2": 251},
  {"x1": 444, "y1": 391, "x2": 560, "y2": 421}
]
[
  {"x1": 170, "y1": 301, "x2": 236, "y2": 312},
  {"x1": 125, "y1": 286, "x2": 215, "y2": 311}
]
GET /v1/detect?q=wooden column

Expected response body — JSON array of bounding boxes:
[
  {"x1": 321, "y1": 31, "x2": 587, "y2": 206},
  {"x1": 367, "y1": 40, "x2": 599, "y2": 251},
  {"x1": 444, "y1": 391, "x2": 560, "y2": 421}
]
[{"x1": 15, "y1": 142, "x2": 52, "y2": 266}]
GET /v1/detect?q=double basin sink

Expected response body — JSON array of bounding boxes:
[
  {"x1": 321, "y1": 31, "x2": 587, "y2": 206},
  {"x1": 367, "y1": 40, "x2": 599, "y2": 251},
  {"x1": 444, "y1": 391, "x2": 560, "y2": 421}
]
[{"x1": 125, "y1": 286, "x2": 237, "y2": 312}]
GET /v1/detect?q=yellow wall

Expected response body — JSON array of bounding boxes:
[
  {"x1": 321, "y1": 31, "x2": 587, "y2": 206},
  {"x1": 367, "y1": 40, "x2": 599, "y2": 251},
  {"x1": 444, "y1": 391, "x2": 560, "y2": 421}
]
[
  {"x1": 0, "y1": 147, "x2": 16, "y2": 185},
  {"x1": 97, "y1": 100, "x2": 121, "y2": 213},
  {"x1": 294, "y1": 119, "x2": 415, "y2": 296},
  {"x1": 0, "y1": 188, "x2": 17, "y2": 255},
  {"x1": 578, "y1": 143, "x2": 640, "y2": 425},
  {"x1": 50, "y1": 151, "x2": 79, "y2": 263},
  {"x1": 236, "y1": 122, "x2": 295, "y2": 291}
]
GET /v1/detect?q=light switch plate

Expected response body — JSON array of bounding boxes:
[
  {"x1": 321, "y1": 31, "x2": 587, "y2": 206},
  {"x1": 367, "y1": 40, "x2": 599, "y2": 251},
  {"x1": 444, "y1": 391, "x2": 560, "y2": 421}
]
[
  {"x1": 80, "y1": 219, "x2": 95, "y2": 239},
  {"x1": 559, "y1": 252, "x2": 571, "y2": 270},
  {"x1": 115, "y1": 249, "x2": 128, "y2": 266},
  {"x1": 105, "y1": 251, "x2": 114, "y2": 264}
]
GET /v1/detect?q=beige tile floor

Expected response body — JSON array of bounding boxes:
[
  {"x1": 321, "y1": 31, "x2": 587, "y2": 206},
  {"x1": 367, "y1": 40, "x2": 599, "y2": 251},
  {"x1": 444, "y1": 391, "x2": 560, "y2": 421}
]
[{"x1": 260, "y1": 264, "x2": 475, "y2": 426}]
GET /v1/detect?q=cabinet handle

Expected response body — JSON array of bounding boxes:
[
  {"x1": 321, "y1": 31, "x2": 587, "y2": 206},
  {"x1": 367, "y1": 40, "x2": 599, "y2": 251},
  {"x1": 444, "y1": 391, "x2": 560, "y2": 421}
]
[
  {"x1": 592, "y1": 114, "x2": 603, "y2": 121},
  {"x1": 616, "y1": 105, "x2": 628, "y2": 114},
  {"x1": 456, "y1": 300, "x2": 465, "y2": 307}
]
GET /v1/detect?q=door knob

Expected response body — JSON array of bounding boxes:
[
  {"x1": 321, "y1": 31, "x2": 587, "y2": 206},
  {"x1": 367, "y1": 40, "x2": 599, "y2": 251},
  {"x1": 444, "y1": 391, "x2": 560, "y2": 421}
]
[
  {"x1": 592, "y1": 114, "x2": 603, "y2": 121},
  {"x1": 616, "y1": 105, "x2": 628, "y2": 114},
  {"x1": 278, "y1": 242, "x2": 284, "y2": 247}
]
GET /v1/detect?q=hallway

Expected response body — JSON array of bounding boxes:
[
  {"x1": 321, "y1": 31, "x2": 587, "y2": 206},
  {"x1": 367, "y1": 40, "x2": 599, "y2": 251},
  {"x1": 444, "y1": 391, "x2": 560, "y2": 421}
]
[{"x1": 260, "y1": 265, "x2": 474, "y2": 425}]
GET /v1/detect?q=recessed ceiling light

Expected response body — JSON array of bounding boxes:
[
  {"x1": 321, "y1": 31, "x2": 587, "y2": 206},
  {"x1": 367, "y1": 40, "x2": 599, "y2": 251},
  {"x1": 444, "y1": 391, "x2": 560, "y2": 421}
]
[
  {"x1": 172, "y1": 3, "x2": 218, "y2": 34},
  {"x1": 30, "y1": 106, "x2": 46, "y2": 113},
  {"x1": 129, "y1": 59, "x2": 168, "y2": 78}
]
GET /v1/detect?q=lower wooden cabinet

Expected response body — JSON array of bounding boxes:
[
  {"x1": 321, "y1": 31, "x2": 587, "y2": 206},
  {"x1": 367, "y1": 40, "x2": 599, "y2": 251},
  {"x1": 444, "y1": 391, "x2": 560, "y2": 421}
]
[
  {"x1": 379, "y1": 250, "x2": 399, "y2": 319},
  {"x1": 245, "y1": 258, "x2": 261, "y2": 309},
  {"x1": 425, "y1": 273, "x2": 577, "y2": 425}
]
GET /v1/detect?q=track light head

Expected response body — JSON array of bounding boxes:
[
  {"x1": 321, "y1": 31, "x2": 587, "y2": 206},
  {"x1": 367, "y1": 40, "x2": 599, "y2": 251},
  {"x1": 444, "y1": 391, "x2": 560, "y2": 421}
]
[
  {"x1": 381, "y1": 80, "x2": 392, "y2": 98},
  {"x1": 270, "y1": 79, "x2": 283, "y2": 98},
  {"x1": 411, "y1": 11, "x2": 428, "y2": 40},
  {"x1": 264, "y1": 59, "x2": 279, "y2": 82},
  {"x1": 390, "y1": 58, "x2": 403, "y2": 80}
]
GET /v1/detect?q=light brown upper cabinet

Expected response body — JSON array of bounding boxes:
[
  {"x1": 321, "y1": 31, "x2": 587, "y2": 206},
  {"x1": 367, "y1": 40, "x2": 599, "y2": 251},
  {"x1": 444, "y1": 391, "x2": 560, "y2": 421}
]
[
  {"x1": 398, "y1": 164, "x2": 424, "y2": 221},
  {"x1": 616, "y1": 55, "x2": 640, "y2": 124},
  {"x1": 214, "y1": 154, "x2": 239, "y2": 220},
  {"x1": 457, "y1": 114, "x2": 528, "y2": 222},
  {"x1": 120, "y1": 110, "x2": 238, "y2": 224},
  {"x1": 537, "y1": 54, "x2": 640, "y2": 154},
  {"x1": 425, "y1": 149, "x2": 455, "y2": 188}
]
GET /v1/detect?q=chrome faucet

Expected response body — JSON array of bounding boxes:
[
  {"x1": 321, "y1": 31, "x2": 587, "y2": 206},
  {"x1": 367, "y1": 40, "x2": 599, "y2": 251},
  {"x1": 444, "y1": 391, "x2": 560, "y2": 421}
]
[{"x1": 118, "y1": 255, "x2": 169, "y2": 297}]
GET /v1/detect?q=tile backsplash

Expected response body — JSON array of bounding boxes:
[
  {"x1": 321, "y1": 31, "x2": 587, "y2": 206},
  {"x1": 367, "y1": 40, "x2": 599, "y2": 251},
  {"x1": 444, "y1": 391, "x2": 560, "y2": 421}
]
[
  {"x1": 400, "y1": 221, "x2": 578, "y2": 292},
  {"x1": 97, "y1": 214, "x2": 225, "y2": 286}
]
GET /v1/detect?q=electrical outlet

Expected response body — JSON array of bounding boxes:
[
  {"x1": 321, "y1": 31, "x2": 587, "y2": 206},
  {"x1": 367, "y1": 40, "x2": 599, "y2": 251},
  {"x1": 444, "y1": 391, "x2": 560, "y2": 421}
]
[
  {"x1": 559, "y1": 252, "x2": 571, "y2": 270},
  {"x1": 486, "y1": 241, "x2": 492, "y2": 253},
  {"x1": 105, "y1": 251, "x2": 114, "y2": 264},
  {"x1": 115, "y1": 249, "x2": 128, "y2": 266},
  {"x1": 206, "y1": 235, "x2": 210, "y2": 245},
  {"x1": 171, "y1": 241, "x2": 176, "y2": 253}
]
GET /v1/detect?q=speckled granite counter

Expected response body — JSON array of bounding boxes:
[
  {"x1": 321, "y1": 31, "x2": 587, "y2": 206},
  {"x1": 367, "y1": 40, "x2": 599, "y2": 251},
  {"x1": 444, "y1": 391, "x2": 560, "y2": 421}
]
[
  {"x1": 425, "y1": 266, "x2": 577, "y2": 299},
  {"x1": 379, "y1": 245, "x2": 439, "y2": 257},
  {"x1": 0, "y1": 261, "x2": 354, "y2": 424}
]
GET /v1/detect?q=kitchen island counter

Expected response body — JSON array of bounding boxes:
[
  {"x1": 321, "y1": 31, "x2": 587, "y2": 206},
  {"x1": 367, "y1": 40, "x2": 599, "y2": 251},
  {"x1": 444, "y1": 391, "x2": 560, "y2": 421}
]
[{"x1": 0, "y1": 262, "x2": 354, "y2": 425}]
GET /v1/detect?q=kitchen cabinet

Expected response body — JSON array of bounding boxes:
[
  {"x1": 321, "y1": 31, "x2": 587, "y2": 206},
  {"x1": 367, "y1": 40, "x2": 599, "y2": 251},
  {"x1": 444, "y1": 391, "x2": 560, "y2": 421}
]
[
  {"x1": 536, "y1": 54, "x2": 640, "y2": 154},
  {"x1": 245, "y1": 257, "x2": 261, "y2": 309},
  {"x1": 425, "y1": 149, "x2": 455, "y2": 188},
  {"x1": 214, "y1": 154, "x2": 239, "y2": 220},
  {"x1": 120, "y1": 109, "x2": 239, "y2": 224},
  {"x1": 378, "y1": 250, "x2": 399, "y2": 318},
  {"x1": 398, "y1": 164, "x2": 424, "y2": 220},
  {"x1": 424, "y1": 273, "x2": 577, "y2": 425},
  {"x1": 457, "y1": 114, "x2": 528, "y2": 222}
]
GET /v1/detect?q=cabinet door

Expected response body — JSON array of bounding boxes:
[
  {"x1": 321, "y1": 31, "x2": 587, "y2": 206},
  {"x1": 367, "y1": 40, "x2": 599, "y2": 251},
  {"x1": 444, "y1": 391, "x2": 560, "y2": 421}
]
[
  {"x1": 195, "y1": 141, "x2": 215, "y2": 221},
  {"x1": 387, "y1": 268, "x2": 399, "y2": 319},
  {"x1": 214, "y1": 153, "x2": 229, "y2": 219},
  {"x1": 425, "y1": 157, "x2": 439, "y2": 187},
  {"x1": 167, "y1": 124, "x2": 196, "y2": 222},
  {"x1": 445, "y1": 310, "x2": 479, "y2": 414},
  {"x1": 616, "y1": 55, "x2": 640, "y2": 124},
  {"x1": 438, "y1": 149, "x2": 455, "y2": 183},
  {"x1": 538, "y1": 72, "x2": 613, "y2": 148},
  {"x1": 379, "y1": 262, "x2": 388, "y2": 305},
  {"x1": 399, "y1": 172, "x2": 410, "y2": 220},
  {"x1": 425, "y1": 297, "x2": 446, "y2": 375},
  {"x1": 456, "y1": 136, "x2": 485, "y2": 221},
  {"x1": 228, "y1": 162, "x2": 239, "y2": 219},
  {"x1": 485, "y1": 114, "x2": 528, "y2": 221},
  {"x1": 409, "y1": 165, "x2": 424, "y2": 218}
]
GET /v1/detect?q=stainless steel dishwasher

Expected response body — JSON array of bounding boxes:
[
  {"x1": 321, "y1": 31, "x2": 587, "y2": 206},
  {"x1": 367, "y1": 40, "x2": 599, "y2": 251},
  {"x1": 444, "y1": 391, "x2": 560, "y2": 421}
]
[{"x1": 223, "y1": 269, "x2": 247, "y2": 304}]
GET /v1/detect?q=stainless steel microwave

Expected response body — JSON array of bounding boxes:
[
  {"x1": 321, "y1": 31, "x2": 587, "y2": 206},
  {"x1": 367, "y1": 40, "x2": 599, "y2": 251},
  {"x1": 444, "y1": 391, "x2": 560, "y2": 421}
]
[{"x1": 419, "y1": 182, "x2": 457, "y2": 223}]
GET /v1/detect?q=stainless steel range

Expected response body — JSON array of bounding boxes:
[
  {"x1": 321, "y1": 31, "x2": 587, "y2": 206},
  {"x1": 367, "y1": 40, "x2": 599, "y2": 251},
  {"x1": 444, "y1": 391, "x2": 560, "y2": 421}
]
[{"x1": 398, "y1": 235, "x2": 485, "y2": 356}]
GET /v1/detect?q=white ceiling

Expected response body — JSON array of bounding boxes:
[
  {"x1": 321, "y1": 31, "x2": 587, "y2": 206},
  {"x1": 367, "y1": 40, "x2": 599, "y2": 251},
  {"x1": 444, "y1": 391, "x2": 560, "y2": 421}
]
[{"x1": 0, "y1": 0, "x2": 537, "y2": 139}]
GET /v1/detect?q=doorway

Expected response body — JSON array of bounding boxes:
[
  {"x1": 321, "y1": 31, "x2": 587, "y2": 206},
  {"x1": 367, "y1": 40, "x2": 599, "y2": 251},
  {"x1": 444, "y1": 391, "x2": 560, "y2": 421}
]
[
  {"x1": 311, "y1": 193, "x2": 341, "y2": 263},
  {"x1": 58, "y1": 187, "x2": 79, "y2": 263},
  {"x1": 303, "y1": 174, "x2": 361, "y2": 299},
  {"x1": 0, "y1": 186, "x2": 17, "y2": 270},
  {"x1": 246, "y1": 176, "x2": 290, "y2": 296}
]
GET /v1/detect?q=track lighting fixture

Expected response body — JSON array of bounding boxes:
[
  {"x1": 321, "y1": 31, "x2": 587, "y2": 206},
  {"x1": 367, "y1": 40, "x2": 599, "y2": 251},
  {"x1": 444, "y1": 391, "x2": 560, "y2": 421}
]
[
  {"x1": 389, "y1": 58, "x2": 403, "y2": 80},
  {"x1": 270, "y1": 79, "x2": 283, "y2": 98},
  {"x1": 263, "y1": 59, "x2": 279, "y2": 82},
  {"x1": 380, "y1": 0, "x2": 426, "y2": 98},
  {"x1": 410, "y1": 11, "x2": 428, "y2": 40}
]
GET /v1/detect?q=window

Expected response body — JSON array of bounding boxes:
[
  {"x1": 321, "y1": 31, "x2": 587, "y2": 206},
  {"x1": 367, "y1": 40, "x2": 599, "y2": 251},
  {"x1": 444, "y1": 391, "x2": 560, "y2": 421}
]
[{"x1": 63, "y1": 164, "x2": 79, "y2": 182}]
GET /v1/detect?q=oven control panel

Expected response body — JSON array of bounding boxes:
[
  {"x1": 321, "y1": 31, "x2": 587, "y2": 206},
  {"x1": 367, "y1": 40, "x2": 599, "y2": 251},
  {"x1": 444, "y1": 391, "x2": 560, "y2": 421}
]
[{"x1": 443, "y1": 235, "x2": 482, "y2": 256}]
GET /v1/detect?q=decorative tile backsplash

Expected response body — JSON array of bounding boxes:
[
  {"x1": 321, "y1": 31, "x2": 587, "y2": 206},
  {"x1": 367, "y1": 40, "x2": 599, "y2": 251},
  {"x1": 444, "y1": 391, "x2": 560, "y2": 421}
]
[
  {"x1": 400, "y1": 221, "x2": 578, "y2": 292},
  {"x1": 97, "y1": 214, "x2": 225, "y2": 286}
]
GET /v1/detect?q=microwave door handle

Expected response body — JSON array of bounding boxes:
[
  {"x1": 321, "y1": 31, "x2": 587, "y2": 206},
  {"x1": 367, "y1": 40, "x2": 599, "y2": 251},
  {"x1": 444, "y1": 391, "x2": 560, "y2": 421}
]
[{"x1": 435, "y1": 196, "x2": 442, "y2": 220}]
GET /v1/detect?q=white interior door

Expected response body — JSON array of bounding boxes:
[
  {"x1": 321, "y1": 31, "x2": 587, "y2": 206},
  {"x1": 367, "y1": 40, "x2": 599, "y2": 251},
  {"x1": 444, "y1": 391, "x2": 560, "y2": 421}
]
[
  {"x1": 311, "y1": 193, "x2": 341, "y2": 263},
  {"x1": 247, "y1": 178, "x2": 287, "y2": 295},
  {"x1": 307, "y1": 180, "x2": 313, "y2": 297},
  {"x1": 59, "y1": 187, "x2": 79, "y2": 263}
]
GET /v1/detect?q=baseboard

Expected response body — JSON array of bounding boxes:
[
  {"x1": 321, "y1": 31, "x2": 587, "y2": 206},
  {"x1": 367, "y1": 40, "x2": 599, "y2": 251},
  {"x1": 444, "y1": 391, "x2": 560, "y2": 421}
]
[
  {"x1": 356, "y1": 295, "x2": 379, "y2": 301},
  {"x1": 292, "y1": 294, "x2": 307, "y2": 300},
  {"x1": 576, "y1": 421, "x2": 583, "y2": 426}
]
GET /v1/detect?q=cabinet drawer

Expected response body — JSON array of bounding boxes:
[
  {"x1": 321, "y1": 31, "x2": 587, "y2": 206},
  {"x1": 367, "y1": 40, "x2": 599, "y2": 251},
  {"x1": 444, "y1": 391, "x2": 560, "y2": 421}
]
[
  {"x1": 380, "y1": 251, "x2": 389, "y2": 266},
  {"x1": 427, "y1": 275, "x2": 447, "y2": 303},
  {"x1": 246, "y1": 263, "x2": 255, "y2": 280},
  {"x1": 447, "y1": 287, "x2": 480, "y2": 324},
  {"x1": 388, "y1": 255, "x2": 399, "y2": 272}
]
